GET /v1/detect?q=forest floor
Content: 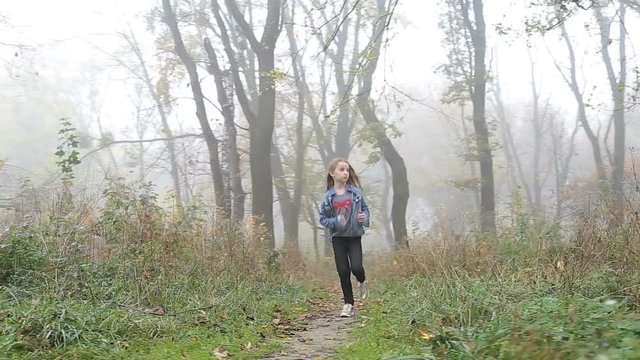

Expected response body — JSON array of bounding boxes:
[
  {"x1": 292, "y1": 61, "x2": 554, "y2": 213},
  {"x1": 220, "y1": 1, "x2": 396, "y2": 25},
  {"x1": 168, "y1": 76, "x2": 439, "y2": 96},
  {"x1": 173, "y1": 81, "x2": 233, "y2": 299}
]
[
  {"x1": 5, "y1": 222, "x2": 640, "y2": 359},
  {"x1": 262, "y1": 285, "x2": 360, "y2": 360}
]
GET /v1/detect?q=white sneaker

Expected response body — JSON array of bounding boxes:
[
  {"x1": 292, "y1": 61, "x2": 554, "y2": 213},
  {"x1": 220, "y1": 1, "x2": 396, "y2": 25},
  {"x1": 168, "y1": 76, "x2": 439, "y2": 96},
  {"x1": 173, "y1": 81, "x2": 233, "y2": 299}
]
[
  {"x1": 340, "y1": 303, "x2": 355, "y2": 317},
  {"x1": 359, "y1": 281, "x2": 369, "y2": 300}
]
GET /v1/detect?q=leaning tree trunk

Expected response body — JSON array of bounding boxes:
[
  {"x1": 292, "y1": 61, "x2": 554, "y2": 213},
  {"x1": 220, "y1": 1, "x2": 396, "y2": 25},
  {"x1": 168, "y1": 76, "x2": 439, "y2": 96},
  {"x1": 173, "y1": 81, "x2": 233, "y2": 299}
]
[
  {"x1": 124, "y1": 29, "x2": 184, "y2": 211},
  {"x1": 162, "y1": 0, "x2": 227, "y2": 217},
  {"x1": 357, "y1": 0, "x2": 410, "y2": 249},
  {"x1": 557, "y1": 22, "x2": 607, "y2": 185},
  {"x1": 357, "y1": 99, "x2": 410, "y2": 248}
]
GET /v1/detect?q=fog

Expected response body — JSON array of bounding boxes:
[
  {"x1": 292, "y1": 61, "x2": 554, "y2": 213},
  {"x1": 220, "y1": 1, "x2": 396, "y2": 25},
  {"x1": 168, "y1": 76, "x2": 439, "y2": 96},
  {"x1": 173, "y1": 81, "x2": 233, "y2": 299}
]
[{"x1": 1, "y1": 0, "x2": 639, "y2": 254}]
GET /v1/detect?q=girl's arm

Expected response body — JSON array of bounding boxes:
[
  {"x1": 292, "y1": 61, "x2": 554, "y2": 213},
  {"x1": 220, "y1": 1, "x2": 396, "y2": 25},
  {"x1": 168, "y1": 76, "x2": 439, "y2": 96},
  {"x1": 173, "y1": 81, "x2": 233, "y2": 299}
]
[
  {"x1": 319, "y1": 197, "x2": 338, "y2": 230},
  {"x1": 361, "y1": 194, "x2": 371, "y2": 227}
]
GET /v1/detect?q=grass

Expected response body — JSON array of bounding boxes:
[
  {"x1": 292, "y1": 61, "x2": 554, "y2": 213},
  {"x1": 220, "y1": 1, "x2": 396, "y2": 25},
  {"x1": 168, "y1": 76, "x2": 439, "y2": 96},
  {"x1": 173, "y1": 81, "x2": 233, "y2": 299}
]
[
  {"x1": 0, "y1": 179, "x2": 319, "y2": 359},
  {"x1": 3, "y1": 178, "x2": 640, "y2": 359},
  {"x1": 337, "y1": 217, "x2": 640, "y2": 359},
  {"x1": 338, "y1": 275, "x2": 640, "y2": 359},
  {"x1": 0, "y1": 282, "x2": 316, "y2": 359}
]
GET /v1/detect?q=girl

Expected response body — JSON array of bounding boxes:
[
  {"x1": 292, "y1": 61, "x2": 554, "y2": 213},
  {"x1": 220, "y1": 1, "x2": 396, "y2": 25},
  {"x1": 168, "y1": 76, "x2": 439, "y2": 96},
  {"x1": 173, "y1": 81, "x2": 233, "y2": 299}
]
[{"x1": 319, "y1": 158, "x2": 370, "y2": 317}]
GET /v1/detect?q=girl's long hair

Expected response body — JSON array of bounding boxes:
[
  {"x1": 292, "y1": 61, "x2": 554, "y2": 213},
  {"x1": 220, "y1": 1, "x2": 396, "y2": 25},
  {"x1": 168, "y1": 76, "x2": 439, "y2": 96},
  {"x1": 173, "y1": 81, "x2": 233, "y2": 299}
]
[{"x1": 326, "y1": 158, "x2": 362, "y2": 190}]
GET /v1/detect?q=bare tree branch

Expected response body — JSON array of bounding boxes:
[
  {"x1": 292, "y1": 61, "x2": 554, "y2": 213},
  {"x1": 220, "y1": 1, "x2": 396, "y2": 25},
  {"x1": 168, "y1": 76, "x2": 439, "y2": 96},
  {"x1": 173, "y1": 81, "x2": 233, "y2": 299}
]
[{"x1": 80, "y1": 134, "x2": 202, "y2": 161}]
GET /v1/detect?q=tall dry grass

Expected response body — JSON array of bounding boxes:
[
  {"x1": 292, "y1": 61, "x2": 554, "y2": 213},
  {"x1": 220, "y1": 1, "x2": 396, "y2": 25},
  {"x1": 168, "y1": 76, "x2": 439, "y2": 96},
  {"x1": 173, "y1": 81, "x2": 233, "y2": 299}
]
[
  {"x1": 369, "y1": 200, "x2": 640, "y2": 308},
  {"x1": 1, "y1": 177, "x2": 289, "y2": 307},
  {"x1": 0, "y1": 177, "x2": 318, "y2": 358}
]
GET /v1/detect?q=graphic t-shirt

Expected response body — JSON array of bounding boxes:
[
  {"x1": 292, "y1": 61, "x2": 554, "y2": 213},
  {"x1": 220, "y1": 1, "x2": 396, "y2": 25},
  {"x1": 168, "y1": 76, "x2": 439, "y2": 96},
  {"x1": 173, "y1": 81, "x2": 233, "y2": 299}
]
[{"x1": 332, "y1": 192, "x2": 353, "y2": 236}]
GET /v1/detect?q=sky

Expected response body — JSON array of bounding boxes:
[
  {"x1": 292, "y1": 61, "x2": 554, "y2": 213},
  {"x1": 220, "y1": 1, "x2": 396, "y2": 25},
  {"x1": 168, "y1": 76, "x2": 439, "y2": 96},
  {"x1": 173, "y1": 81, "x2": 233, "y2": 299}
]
[
  {"x1": 2, "y1": 0, "x2": 616, "y2": 130},
  {"x1": 3, "y1": 1, "x2": 639, "y2": 176},
  {"x1": 2, "y1": 1, "x2": 443, "y2": 99},
  {"x1": 4, "y1": 2, "x2": 636, "y2": 97},
  {"x1": 0, "y1": 0, "x2": 451, "y2": 177}
]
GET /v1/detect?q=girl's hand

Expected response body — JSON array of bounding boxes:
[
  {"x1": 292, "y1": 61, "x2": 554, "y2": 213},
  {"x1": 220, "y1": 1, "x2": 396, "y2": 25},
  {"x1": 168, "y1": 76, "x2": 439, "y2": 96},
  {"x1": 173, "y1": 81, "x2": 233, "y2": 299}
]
[{"x1": 357, "y1": 211, "x2": 365, "y2": 224}]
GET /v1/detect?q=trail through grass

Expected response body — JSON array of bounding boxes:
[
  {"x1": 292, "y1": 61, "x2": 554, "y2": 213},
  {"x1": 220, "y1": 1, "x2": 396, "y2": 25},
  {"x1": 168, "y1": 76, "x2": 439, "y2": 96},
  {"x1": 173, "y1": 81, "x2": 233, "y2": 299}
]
[{"x1": 3, "y1": 178, "x2": 640, "y2": 358}]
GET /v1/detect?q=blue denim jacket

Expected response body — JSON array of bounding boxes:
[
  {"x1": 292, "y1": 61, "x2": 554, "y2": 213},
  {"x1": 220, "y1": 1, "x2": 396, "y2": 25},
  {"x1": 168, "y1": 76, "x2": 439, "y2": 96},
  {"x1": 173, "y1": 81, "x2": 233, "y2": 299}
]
[{"x1": 319, "y1": 185, "x2": 370, "y2": 237}]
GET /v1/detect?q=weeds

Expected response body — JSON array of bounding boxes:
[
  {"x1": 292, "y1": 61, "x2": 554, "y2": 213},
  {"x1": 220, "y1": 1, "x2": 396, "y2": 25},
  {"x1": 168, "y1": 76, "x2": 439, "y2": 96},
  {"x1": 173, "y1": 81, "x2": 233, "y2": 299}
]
[
  {"x1": 4, "y1": 174, "x2": 640, "y2": 359},
  {"x1": 340, "y1": 205, "x2": 640, "y2": 359},
  {"x1": 0, "y1": 177, "x2": 313, "y2": 359}
]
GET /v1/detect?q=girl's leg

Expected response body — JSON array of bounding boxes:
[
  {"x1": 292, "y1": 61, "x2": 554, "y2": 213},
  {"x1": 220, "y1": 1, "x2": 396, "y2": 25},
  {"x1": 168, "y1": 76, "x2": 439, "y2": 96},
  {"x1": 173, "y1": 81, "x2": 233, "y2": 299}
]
[
  {"x1": 347, "y1": 237, "x2": 365, "y2": 283},
  {"x1": 332, "y1": 238, "x2": 355, "y2": 305}
]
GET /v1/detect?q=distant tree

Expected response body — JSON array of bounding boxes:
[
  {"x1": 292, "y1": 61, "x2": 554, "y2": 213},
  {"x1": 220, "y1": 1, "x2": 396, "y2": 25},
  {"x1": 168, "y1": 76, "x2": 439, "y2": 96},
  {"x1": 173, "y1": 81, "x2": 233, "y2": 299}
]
[
  {"x1": 551, "y1": 111, "x2": 580, "y2": 222},
  {"x1": 550, "y1": 21, "x2": 607, "y2": 185},
  {"x1": 119, "y1": 28, "x2": 184, "y2": 210},
  {"x1": 162, "y1": 0, "x2": 228, "y2": 218},
  {"x1": 491, "y1": 67, "x2": 530, "y2": 208},
  {"x1": 594, "y1": 1, "x2": 627, "y2": 223},
  {"x1": 271, "y1": 0, "x2": 314, "y2": 249},
  {"x1": 203, "y1": 38, "x2": 245, "y2": 222},
  {"x1": 440, "y1": 0, "x2": 495, "y2": 234},
  {"x1": 301, "y1": 0, "x2": 363, "y2": 163}
]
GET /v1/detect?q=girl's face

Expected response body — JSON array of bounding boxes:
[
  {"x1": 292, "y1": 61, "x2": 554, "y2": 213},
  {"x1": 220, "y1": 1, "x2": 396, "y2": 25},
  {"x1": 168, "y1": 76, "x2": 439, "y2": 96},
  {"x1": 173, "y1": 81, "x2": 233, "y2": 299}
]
[{"x1": 331, "y1": 161, "x2": 350, "y2": 185}]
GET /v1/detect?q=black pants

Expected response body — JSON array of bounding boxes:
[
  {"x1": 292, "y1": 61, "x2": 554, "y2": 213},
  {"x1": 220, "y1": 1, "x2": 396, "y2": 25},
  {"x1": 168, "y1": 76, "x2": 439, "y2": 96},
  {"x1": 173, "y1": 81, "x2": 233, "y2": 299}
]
[{"x1": 332, "y1": 236, "x2": 365, "y2": 305}]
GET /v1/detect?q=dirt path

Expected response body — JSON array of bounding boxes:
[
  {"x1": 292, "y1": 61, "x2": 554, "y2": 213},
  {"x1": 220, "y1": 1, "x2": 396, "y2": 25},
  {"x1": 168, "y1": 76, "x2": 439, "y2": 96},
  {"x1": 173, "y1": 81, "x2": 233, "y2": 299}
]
[{"x1": 263, "y1": 287, "x2": 362, "y2": 360}]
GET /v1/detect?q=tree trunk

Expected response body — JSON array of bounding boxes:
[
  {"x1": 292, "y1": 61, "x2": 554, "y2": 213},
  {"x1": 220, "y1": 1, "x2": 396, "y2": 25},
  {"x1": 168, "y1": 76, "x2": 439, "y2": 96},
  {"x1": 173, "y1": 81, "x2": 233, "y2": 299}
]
[
  {"x1": 552, "y1": 114, "x2": 580, "y2": 222},
  {"x1": 274, "y1": 2, "x2": 308, "y2": 248},
  {"x1": 203, "y1": 38, "x2": 245, "y2": 221},
  {"x1": 529, "y1": 51, "x2": 544, "y2": 217},
  {"x1": 595, "y1": 2, "x2": 626, "y2": 223},
  {"x1": 95, "y1": 116, "x2": 119, "y2": 172},
  {"x1": 292, "y1": 74, "x2": 305, "y2": 249},
  {"x1": 360, "y1": 103, "x2": 410, "y2": 249},
  {"x1": 492, "y1": 80, "x2": 531, "y2": 206},
  {"x1": 463, "y1": 0, "x2": 496, "y2": 234},
  {"x1": 381, "y1": 161, "x2": 395, "y2": 247},
  {"x1": 302, "y1": 1, "x2": 361, "y2": 162},
  {"x1": 332, "y1": 9, "x2": 351, "y2": 159},
  {"x1": 135, "y1": 102, "x2": 145, "y2": 184},
  {"x1": 357, "y1": 0, "x2": 409, "y2": 248},
  {"x1": 271, "y1": 143, "x2": 297, "y2": 248},
  {"x1": 251, "y1": 50, "x2": 277, "y2": 242},
  {"x1": 225, "y1": 0, "x2": 281, "y2": 245},
  {"x1": 460, "y1": 104, "x2": 481, "y2": 211},
  {"x1": 162, "y1": 0, "x2": 226, "y2": 217},
  {"x1": 557, "y1": 22, "x2": 607, "y2": 184},
  {"x1": 331, "y1": 2, "x2": 360, "y2": 159}
]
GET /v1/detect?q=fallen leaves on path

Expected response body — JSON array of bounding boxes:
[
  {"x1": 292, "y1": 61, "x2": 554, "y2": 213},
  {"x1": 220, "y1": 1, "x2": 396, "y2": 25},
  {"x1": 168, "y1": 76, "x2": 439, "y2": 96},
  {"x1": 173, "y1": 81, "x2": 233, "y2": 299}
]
[{"x1": 261, "y1": 286, "x2": 361, "y2": 359}]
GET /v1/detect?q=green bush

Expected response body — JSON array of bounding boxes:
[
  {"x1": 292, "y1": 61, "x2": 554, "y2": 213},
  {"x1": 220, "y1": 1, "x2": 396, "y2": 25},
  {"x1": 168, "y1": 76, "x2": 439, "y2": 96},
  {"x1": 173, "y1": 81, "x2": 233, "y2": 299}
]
[{"x1": 0, "y1": 226, "x2": 48, "y2": 287}]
